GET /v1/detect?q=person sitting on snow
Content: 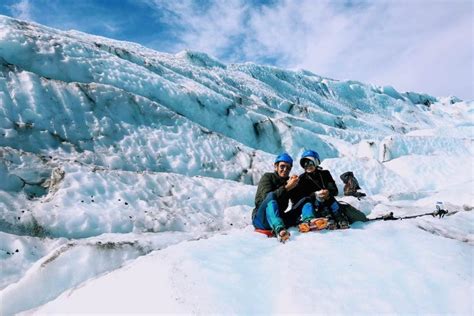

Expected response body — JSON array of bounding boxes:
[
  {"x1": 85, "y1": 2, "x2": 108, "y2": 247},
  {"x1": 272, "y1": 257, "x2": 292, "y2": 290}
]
[
  {"x1": 252, "y1": 153, "x2": 299, "y2": 242},
  {"x1": 290, "y1": 149, "x2": 350, "y2": 231}
]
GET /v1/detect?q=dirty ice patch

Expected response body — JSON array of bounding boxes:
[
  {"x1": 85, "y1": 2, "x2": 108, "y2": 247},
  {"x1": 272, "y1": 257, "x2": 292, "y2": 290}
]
[
  {"x1": 8, "y1": 164, "x2": 255, "y2": 239},
  {"x1": 0, "y1": 232, "x2": 67, "y2": 289},
  {"x1": 0, "y1": 72, "x2": 272, "y2": 183}
]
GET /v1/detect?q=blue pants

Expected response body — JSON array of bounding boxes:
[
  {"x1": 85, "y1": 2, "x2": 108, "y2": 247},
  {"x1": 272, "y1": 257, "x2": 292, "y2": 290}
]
[
  {"x1": 252, "y1": 192, "x2": 286, "y2": 233},
  {"x1": 301, "y1": 198, "x2": 340, "y2": 222}
]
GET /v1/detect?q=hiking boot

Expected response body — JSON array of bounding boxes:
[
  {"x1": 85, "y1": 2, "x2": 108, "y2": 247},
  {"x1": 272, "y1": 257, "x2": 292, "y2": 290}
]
[
  {"x1": 277, "y1": 229, "x2": 291, "y2": 243},
  {"x1": 337, "y1": 219, "x2": 350, "y2": 229},
  {"x1": 332, "y1": 212, "x2": 350, "y2": 230},
  {"x1": 327, "y1": 219, "x2": 337, "y2": 230},
  {"x1": 298, "y1": 222, "x2": 311, "y2": 233},
  {"x1": 310, "y1": 217, "x2": 329, "y2": 230}
]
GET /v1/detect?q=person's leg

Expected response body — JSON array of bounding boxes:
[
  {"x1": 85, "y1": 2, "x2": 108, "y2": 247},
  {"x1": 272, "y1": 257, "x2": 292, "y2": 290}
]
[
  {"x1": 265, "y1": 199, "x2": 285, "y2": 233},
  {"x1": 301, "y1": 202, "x2": 315, "y2": 222},
  {"x1": 252, "y1": 192, "x2": 284, "y2": 233},
  {"x1": 282, "y1": 196, "x2": 311, "y2": 227},
  {"x1": 298, "y1": 200, "x2": 331, "y2": 232},
  {"x1": 317, "y1": 197, "x2": 340, "y2": 217},
  {"x1": 281, "y1": 208, "x2": 301, "y2": 227},
  {"x1": 326, "y1": 199, "x2": 349, "y2": 229},
  {"x1": 313, "y1": 199, "x2": 327, "y2": 218},
  {"x1": 329, "y1": 200, "x2": 340, "y2": 214},
  {"x1": 252, "y1": 200, "x2": 271, "y2": 230}
]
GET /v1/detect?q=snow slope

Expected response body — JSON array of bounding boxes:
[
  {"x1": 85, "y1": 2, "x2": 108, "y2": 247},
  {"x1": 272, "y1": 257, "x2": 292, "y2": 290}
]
[
  {"x1": 33, "y1": 221, "x2": 473, "y2": 315},
  {"x1": 0, "y1": 15, "x2": 472, "y2": 315}
]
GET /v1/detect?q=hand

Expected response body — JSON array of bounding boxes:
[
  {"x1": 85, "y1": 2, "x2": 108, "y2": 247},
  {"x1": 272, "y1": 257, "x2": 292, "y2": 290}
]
[
  {"x1": 285, "y1": 175, "x2": 299, "y2": 191},
  {"x1": 316, "y1": 189, "x2": 329, "y2": 200}
]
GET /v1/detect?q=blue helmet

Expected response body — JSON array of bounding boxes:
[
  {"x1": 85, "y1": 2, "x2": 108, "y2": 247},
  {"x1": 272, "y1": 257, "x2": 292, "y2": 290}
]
[
  {"x1": 300, "y1": 149, "x2": 320, "y2": 167},
  {"x1": 274, "y1": 153, "x2": 293, "y2": 166}
]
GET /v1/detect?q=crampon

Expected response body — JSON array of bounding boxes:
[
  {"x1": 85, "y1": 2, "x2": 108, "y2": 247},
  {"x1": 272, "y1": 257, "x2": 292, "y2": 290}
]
[
  {"x1": 277, "y1": 230, "x2": 291, "y2": 243},
  {"x1": 298, "y1": 218, "x2": 329, "y2": 232}
]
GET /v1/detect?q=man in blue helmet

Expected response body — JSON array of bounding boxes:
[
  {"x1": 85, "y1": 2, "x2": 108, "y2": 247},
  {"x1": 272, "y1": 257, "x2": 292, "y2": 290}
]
[
  {"x1": 252, "y1": 153, "x2": 300, "y2": 242},
  {"x1": 290, "y1": 149, "x2": 349, "y2": 231}
]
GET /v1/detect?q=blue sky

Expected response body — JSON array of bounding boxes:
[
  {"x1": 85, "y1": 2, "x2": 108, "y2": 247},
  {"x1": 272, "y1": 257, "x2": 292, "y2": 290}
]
[{"x1": 1, "y1": 0, "x2": 472, "y2": 100}]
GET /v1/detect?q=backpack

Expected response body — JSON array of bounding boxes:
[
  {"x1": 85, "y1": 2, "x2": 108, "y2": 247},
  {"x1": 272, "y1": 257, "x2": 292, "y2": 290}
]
[{"x1": 340, "y1": 171, "x2": 366, "y2": 198}]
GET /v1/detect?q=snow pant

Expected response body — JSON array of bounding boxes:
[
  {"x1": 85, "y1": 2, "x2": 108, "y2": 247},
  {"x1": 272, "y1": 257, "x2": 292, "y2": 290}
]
[
  {"x1": 294, "y1": 197, "x2": 341, "y2": 222},
  {"x1": 292, "y1": 197, "x2": 368, "y2": 224},
  {"x1": 252, "y1": 192, "x2": 299, "y2": 233}
]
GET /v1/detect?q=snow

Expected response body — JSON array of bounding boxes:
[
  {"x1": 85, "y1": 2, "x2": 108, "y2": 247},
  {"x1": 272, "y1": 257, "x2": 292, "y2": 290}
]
[
  {"x1": 29, "y1": 223, "x2": 473, "y2": 315},
  {"x1": 0, "y1": 14, "x2": 472, "y2": 315}
]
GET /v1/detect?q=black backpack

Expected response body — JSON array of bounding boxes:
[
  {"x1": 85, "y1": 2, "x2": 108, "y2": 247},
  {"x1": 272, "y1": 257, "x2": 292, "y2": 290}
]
[{"x1": 340, "y1": 171, "x2": 366, "y2": 198}]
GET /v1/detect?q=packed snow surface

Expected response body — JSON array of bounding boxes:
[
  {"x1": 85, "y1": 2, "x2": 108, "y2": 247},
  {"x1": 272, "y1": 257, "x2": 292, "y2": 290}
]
[{"x1": 0, "y1": 15, "x2": 472, "y2": 315}]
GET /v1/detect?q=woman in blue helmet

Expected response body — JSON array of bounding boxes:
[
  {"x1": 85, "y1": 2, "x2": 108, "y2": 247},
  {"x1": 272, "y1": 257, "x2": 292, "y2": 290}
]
[
  {"x1": 290, "y1": 149, "x2": 349, "y2": 230},
  {"x1": 252, "y1": 153, "x2": 300, "y2": 242}
]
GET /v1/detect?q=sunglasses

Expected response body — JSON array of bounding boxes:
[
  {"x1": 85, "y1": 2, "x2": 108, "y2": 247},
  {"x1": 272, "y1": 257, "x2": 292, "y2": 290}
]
[
  {"x1": 278, "y1": 163, "x2": 292, "y2": 171},
  {"x1": 302, "y1": 159, "x2": 317, "y2": 168}
]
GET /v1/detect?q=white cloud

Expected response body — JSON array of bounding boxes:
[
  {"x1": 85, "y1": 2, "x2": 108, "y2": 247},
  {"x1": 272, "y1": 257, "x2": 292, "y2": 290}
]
[
  {"x1": 244, "y1": 0, "x2": 473, "y2": 99},
  {"x1": 9, "y1": 0, "x2": 32, "y2": 21},
  {"x1": 144, "y1": 0, "x2": 247, "y2": 56},
  {"x1": 6, "y1": 0, "x2": 123, "y2": 37},
  {"x1": 145, "y1": 0, "x2": 473, "y2": 99},
  {"x1": 101, "y1": 22, "x2": 121, "y2": 34}
]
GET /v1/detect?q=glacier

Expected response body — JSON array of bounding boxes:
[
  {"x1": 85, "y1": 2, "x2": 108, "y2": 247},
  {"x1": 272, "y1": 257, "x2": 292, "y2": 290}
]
[{"x1": 0, "y1": 15, "x2": 472, "y2": 315}]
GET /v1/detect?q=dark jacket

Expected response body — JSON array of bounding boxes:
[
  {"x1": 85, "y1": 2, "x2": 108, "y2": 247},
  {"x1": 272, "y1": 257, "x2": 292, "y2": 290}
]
[
  {"x1": 290, "y1": 168, "x2": 338, "y2": 205},
  {"x1": 252, "y1": 172, "x2": 290, "y2": 219}
]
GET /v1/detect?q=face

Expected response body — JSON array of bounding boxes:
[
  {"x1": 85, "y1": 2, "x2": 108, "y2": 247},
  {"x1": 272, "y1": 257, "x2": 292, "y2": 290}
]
[
  {"x1": 275, "y1": 162, "x2": 292, "y2": 178},
  {"x1": 302, "y1": 159, "x2": 317, "y2": 173},
  {"x1": 304, "y1": 164, "x2": 316, "y2": 173}
]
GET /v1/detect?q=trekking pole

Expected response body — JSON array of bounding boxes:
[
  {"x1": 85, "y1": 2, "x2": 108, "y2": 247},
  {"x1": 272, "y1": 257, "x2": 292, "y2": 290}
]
[
  {"x1": 368, "y1": 204, "x2": 449, "y2": 222},
  {"x1": 368, "y1": 212, "x2": 397, "y2": 221}
]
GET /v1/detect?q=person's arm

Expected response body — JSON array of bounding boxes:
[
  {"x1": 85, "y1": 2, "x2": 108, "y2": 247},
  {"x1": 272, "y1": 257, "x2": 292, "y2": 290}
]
[
  {"x1": 322, "y1": 170, "x2": 339, "y2": 196},
  {"x1": 316, "y1": 171, "x2": 338, "y2": 200},
  {"x1": 326, "y1": 171, "x2": 339, "y2": 197},
  {"x1": 254, "y1": 173, "x2": 273, "y2": 208},
  {"x1": 272, "y1": 175, "x2": 296, "y2": 200}
]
